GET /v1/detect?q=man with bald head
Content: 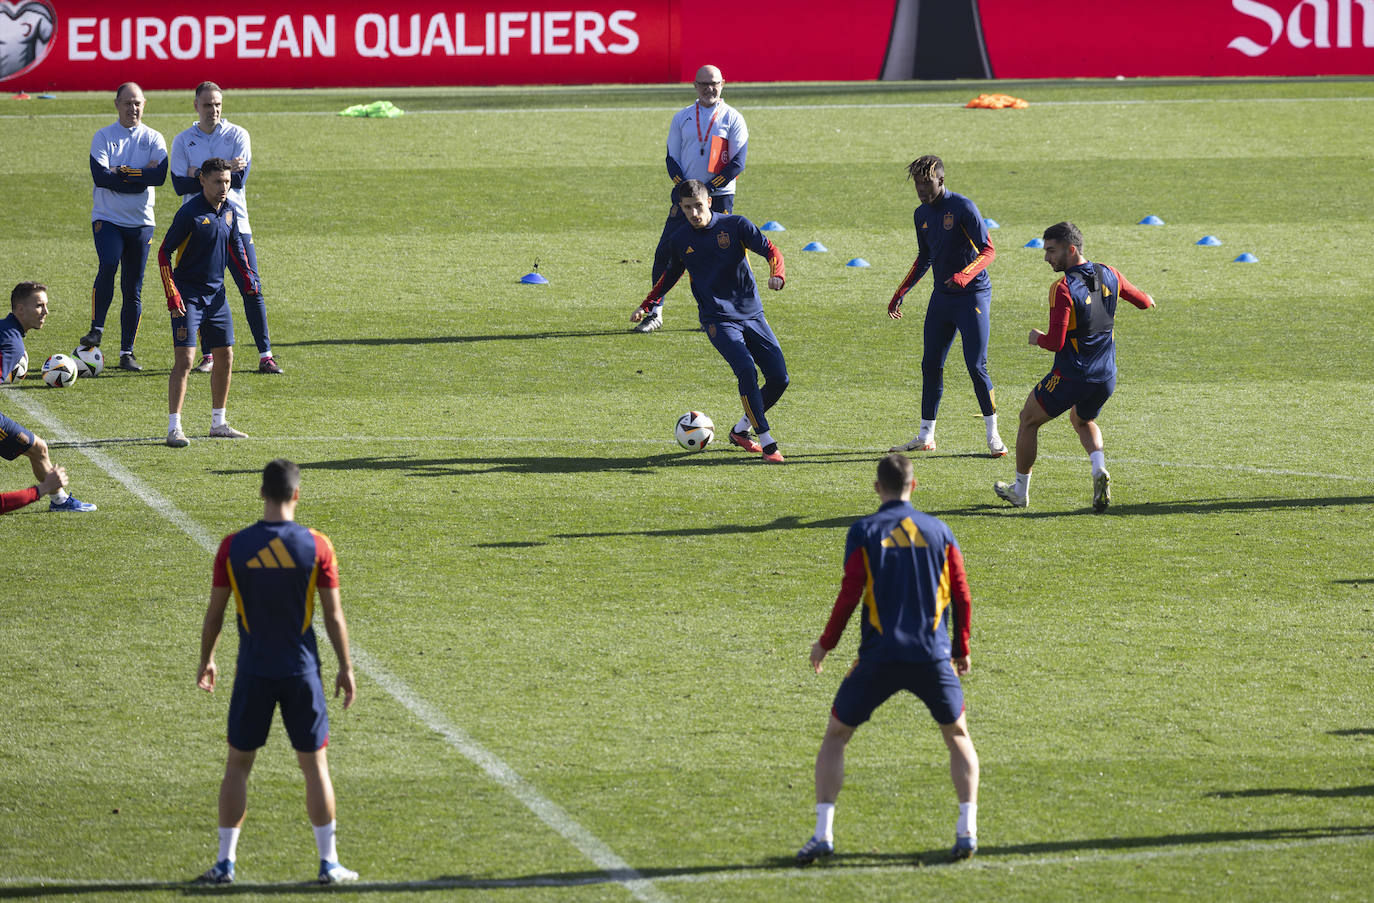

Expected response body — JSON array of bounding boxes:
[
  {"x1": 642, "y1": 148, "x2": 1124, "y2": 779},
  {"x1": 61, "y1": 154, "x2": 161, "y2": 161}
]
[
  {"x1": 636, "y1": 64, "x2": 750, "y2": 333},
  {"x1": 81, "y1": 82, "x2": 168, "y2": 371}
]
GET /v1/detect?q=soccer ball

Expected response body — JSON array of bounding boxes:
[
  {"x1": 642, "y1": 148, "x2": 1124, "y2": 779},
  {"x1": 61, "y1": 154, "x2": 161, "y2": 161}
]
[
  {"x1": 5, "y1": 352, "x2": 27, "y2": 383},
  {"x1": 73, "y1": 346, "x2": 104, "y2": 377},
  {"x1": 42, "y1": 354, "x2": 78, "y2": 387},
  {"x1": 675, "y1": 411, "x2": 714, "y2": 450}
]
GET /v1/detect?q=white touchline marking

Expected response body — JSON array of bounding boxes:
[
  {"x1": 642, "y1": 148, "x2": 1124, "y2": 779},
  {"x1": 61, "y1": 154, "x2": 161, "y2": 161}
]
[
  {"x1": 4, "y1": 827, "x2": 1370, "y2": 890},
  {"x1": 7, "y1": 392, "x2": 669, "y2": 903},
  {"x1": 3, "y1": 95, "x2": 1371, "y2": 120}
]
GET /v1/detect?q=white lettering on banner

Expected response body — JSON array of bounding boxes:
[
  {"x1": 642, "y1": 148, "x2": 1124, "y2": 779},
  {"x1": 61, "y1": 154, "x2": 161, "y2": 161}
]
[
  {"x1": 67, "y1": 15, "x2": 337, "y2": 62},
  {"x1": 1230, "y1": 0, "x2": 1374, "y2": 56},
  {"x1": 355, "y1": 10, "x2": 638, "y2": 59}
]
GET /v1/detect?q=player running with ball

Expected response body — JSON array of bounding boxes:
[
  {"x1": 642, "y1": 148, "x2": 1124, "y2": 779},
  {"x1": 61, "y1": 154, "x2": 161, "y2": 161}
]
[{"x1": 631, "y1": 179, "x2": 789, "y2": 463}]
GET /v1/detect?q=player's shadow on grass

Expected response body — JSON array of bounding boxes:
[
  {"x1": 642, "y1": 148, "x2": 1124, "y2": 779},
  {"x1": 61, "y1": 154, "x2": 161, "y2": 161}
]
[
  {"x1": 551, "y1": 511, "x2": 859, "y2": 542},
  {"x1": 938, "y1": 493, "x2": 1374, "y2": 518},
  {"x1": 1212, "y1": 784, "x2": 1374, "y2": 799},
  {"x1": 275, "y1": 329, "x2": 638, "y2": 348},
  {"x1": 1330, "y1": 727, "x2": 1374, "y2": 736}
]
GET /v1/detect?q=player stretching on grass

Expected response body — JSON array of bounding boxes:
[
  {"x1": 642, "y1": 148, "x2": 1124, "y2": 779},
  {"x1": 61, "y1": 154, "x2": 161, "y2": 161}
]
[
  {"x1": 630, "y1": 179, "x2": 789, "y2": 463},
  {"x1": 196, "y1": 459, "x2": 358, "y2": 886},
  {"x1": 887, "y1": 155, "x2": 1006, "y2": 458},
  {"x1": 798, "y1": 453, "x2": 979, "y2": 864},
  {"x1": 993, "y1": 221, "x2": 1156, "y2": 511}
]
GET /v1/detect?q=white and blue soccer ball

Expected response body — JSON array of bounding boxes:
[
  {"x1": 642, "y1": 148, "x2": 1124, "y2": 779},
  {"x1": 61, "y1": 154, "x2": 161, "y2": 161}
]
[
  {"x1": 42, "y1": 353, "x2": 78, "y2": 388},
  {"x1": 73, "y1": 346, "x2": 104, "y2": 377},
  {"x1": 675, "y1": 411, "x2": 714, "y2": 451},
  {"x1": 5, "y1": 352, "x2": 28, "y2": 383}
]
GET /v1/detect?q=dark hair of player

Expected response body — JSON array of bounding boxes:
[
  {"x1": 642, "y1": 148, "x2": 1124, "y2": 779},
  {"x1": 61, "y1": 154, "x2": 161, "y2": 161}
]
[
  {"x1": 199, "y1": 157, "x2": 232, "y2": 175},
  {"x1": 195, "y1": 81, "x2": 222, "y2": 99},
  {"x1": 906, "y1": 155, "x2": 944, "y2": 183},
  {"x1": 10, "y1": 281, "x2": 46, "y2": 309},
  {"x1": 678, "y1": 179, "x2": 710, "y2": 202},
  {"x1": 876, "y1": 453, "x2": 914, "y2": 494},
  {"x1": 261, "y1": 458, "x2": 302, "y2": 503},
  {"x1": 1043, "y1": 221, "x2": 1084, "y2": 251}
]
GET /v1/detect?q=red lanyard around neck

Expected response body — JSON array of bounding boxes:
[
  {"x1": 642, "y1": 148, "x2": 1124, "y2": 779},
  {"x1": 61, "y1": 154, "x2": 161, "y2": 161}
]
[{"x1": 695, "y1": 102, "x2": 720, "y2": 156}]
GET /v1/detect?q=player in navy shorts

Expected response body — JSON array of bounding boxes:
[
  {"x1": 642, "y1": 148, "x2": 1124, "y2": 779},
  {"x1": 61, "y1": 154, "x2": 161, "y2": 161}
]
[
  {"x1": 2, "y1": 281, "x2": 97, "y2": 512},
  {"x1": 994, "y1": 221, "x2": 1156, "y2": 511},
  {"x1": 196, "y1": 459, "x2": 358, "y2": 885},
  {"x1": 797, "y1": 454, "x2": 980, "y2": 864},
  {"x1": 630, "y1": 179, "x2": 789, "y2": 463},
  {"x1": 157, "y1": 157, "x2": 257, "y2": 448}
]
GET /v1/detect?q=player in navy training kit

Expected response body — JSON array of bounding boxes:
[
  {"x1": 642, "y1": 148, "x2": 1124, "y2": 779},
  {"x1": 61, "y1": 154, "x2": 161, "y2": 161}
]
[
  {"x1": 1, "y1": 282, "x2": 97, "y2": 512},
  {"x1": 157, "y1": 157, "x2": 256, "y2": 447},
  {"x1": 994, "y1": 222, "x2": 1156, "y2": 511},
  {"x1": 887, "y1": 156, "x2": 1006, "y2": 458},
  {"x1": 630, "y1": 179, "x2": 789, "y2": 463},
  {"x1": 798, "y1": 454, "x2": 980, "y2": 864},
  {"x1": 197, "y1": 459, "x2": 358, "y2": 886}
]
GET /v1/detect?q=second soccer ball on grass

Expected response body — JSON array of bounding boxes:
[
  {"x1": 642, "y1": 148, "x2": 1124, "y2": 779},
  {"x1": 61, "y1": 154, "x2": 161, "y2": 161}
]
[{"x1": 675, "y1": 411, "x2": 714, "y2": 450}]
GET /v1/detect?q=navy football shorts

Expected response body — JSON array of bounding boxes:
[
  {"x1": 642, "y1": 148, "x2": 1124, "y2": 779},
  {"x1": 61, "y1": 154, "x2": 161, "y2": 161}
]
[
  {"x1": 832, "y1": 658, "x2": 965, "y2": 728},
  {"x1": 0, "y1": 411, "x2": 35, "y2": 461},
  {"x1": 227, "y1": 669, "x2": 329, "y2": 752},
  {"x1": 171, "y1": 290, "x2": 234, "y2": 350},
  {"x1": 1033, "y1": 370, "x2": 1115, "y2": 421}
]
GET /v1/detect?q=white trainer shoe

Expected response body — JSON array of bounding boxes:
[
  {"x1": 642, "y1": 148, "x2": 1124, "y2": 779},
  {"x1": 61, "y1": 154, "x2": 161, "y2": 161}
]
[
  {"x1": 167, "y1": 428, "x2": 190, "y2": 448},
  {"x1": 889, "y1": 435, "x2": 936, "y2": 453},
  {"x1": 993, "y1": 480, "x2": 1028, "y2": 508},
  {"x1": 318, "y1": 860, "x2": 358, "y2": 885},
  {"x1": 1092, "y1": 469, "x2": 1111, "y2": 512},
  {"x1": 209, "y1": 423, "x2": 249, "y2": 439},
  {"x1": 633, "y1": 305, "x2": 663, "y2": 333},
  {"x1": 988, "y1": 435, "x2": 1008, "y2": 458}
]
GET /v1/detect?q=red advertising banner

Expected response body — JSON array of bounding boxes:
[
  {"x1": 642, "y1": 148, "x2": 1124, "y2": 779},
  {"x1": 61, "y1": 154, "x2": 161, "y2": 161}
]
[{"x1": 1, "y1": 0, "x2": 1370, "y2": 90}]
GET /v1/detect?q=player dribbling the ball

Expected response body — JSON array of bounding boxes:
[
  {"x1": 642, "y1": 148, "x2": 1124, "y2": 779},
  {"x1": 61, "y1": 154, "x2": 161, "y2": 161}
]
[{"x1": 630, "y1": 179, "x2": 789, "y2": 463}]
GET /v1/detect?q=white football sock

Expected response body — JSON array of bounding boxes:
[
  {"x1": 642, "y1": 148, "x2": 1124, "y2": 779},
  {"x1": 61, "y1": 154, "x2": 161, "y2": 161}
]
[
  {"x1": 957, "y1": 802, "x2": 977, "y2": 838},
  {"x1": 313, "y1": 820, "x2": 338, "y2": 862},
  {"x1": 757, "y1": 430, "x2": 775, "y2": 448},
  {"x1": 169, "y1": 412, "x2": 182, "y2": 432},
  {"x1": 1089, "y1": 450, "x2": 1106, "y2": 475},
  {"x1": 1014, "y1": 472, "x2": 1030, "y2": 493},
  {"x1": 734, "y1": 416, "x2": 751, "y2": 434},
  {"x1": 259, "y1": 351, "x2": 272, "y2": 361},
  {"x1": 211, "y1": 408, "x2": 227, "y2": 429},
  {"x1": 983, "y1": 412, "x2": 999, "y2": 439},
  {"x1": 815, "y1": 803, "x2": 835, "y2": 842},
  {"x1": 218, "y1": 826, "x2": 240, "y2": 862},
  {"x1": 918, "y1": 418, "x2": 935, "y2": 441},
  {"x1": 52, "y1": 489, "x2": 70, "y2": 503}
]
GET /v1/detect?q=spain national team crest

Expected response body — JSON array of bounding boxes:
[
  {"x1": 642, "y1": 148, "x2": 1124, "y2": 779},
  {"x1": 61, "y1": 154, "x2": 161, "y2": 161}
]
[
  {"x1": 176, "y1": 326, "x2": 188, "y2": 341},
  {"x1": 0, "y1": 0, "x2": 56, "y2": 83},
  {"x1": 717, "y1": 231, "x2": 731, "y2": 250},
  {"x1": 225, "y1": 211, "x2": 233, "y2": 228},
  {"x1": 943, "y1": 211, "x2": 955, "y2": 230}
]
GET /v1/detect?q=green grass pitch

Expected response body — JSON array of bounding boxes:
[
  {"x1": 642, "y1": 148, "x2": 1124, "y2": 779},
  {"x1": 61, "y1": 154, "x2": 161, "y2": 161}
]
[{"x1": 1, "y1": 77, "x2": 1372, "y2": 901}]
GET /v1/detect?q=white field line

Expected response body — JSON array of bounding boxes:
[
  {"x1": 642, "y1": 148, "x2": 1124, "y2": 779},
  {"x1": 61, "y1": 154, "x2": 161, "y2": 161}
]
[
  {"x1": 41, "y1": 431, "x2": 1374, "y2": 484},
  {"x1": 3, "y1": 827, "x2": 1371, "y2": 890},
  {"x1": 4, "y1": 95, "x2": 1373, "y2": 120},
  {"x1": 6, "y1": 392, "x2": 669, "y2": 903}
]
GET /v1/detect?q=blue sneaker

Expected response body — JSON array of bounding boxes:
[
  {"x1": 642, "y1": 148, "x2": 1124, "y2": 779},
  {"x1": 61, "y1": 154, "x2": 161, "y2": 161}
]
[
  {"x1": 795, "y1": 835, "x2": 834, "y2": 865},
  {"x1": 50, "y1": 495, "x2": 96, "y2": 512},
  {"x1": 197, "y1": 859, "x2": 234, "y2": 884},
  {"x1": 951, "y1": 835, "x2": 977, "y2": 860},
  {"x1": 318, "y1": 860, "x2": 358, "y2": 885}
]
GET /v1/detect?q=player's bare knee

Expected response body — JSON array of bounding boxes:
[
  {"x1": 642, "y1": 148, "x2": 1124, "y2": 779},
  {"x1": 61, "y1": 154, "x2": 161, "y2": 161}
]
[{"x1": 26, "y1": 435, "x2": 49, "y2": 463}]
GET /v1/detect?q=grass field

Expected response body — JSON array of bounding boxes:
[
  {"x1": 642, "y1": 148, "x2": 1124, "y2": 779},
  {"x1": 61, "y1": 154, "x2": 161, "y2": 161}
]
[{"x1": 1, "y1": 77, "x2": 1372, "y2": 901}]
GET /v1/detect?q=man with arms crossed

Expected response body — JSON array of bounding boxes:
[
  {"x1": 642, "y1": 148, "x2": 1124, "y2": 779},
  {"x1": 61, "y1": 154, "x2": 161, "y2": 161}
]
[
  {"x1": 196, "y1": 458, "x2": 358, "y2": 885},
  {"x1": 993, "y1": 221, "x2": 1156, "y2": 511},
  {"x1": 170, "y1": 81, "x2": 283, "y2": 374},
  {"x1": 80, "y1": 82, "x2": 167, "y2": 372},
  {"x1": 637, "y1": 64, "x2": 748, "y2": 333},
  {"x1": 799, "y1": 453, "x2": 979, "y2": 863}
]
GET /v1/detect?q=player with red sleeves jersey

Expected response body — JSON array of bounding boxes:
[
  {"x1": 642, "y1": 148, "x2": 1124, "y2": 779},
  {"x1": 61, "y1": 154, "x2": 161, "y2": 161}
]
[
  {"x1": 631, "y1": 179, "x2": 790, "y2": 463},
  {"x1": 887, "y1": 155, "x2": 1006, "y2": 458},
  {"x1": 799, "y1": 454, "x2": 980, "y2": 865},
  {"x1": 995, "y1": 221, "x2": 1156, "y2": 512}
]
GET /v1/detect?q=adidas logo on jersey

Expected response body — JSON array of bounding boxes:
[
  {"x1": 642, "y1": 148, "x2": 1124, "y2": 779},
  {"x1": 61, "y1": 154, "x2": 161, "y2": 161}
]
[{"x1": 245, "y1": 538, "x2": 299, "y2": 568}]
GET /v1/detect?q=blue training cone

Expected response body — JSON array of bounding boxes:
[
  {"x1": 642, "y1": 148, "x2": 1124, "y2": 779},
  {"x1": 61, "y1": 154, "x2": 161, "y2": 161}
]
[
  {"x1": 761, "y1": 220, "x2": 786, "y2": 231},
  {"x1": 1196, "y1": 235, "x2": 1222, "y2": 246},
  {"x1": 984, "y1": 218, "x2": 1000, "y2": 229},
  {"x1": 1138, "y1": 215, "x2": 1165, "y2": 225},
  {"x1": 802, "y1": 241, "x2": 828, "y2": 252},
  {"x1": 1024, "y1": 237, "x2": 1044, "y2": 248},
  {"x1": 1233, "y1": 253, "x2": 1258, "y2": 263},
  {"x1": 846, "y1": 258, "x2": 870, "y2": 267},
  {"x1": 520, "y1": 272, "x2": 548, "y2": 284}
]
